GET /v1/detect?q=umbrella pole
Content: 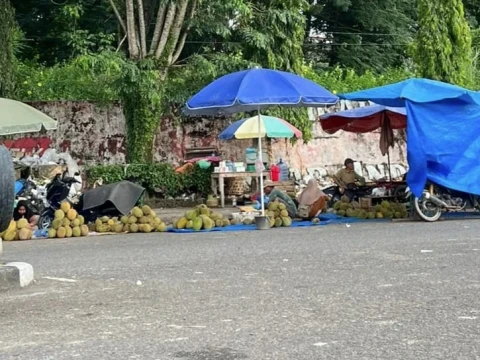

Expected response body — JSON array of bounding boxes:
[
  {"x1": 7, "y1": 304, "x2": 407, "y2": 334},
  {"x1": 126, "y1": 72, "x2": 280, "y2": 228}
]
[
  {"x1": 258, "y1": 109, "x2": 265, "y2": 216},
  {"x1": 387, "y1": 148, "x2": 392, "y2": 183}
]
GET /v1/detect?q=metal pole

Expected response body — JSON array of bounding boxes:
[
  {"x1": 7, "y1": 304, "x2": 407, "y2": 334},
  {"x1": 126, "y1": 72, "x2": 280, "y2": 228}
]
[{"x1": 258, "y1": 109, "x2": 265, "y2": 216}]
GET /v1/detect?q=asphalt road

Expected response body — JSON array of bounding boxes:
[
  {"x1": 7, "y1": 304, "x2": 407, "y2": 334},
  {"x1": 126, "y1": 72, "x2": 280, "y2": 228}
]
[{"x1": 1, "y1": 220, "x2": 480, "y2": 360}]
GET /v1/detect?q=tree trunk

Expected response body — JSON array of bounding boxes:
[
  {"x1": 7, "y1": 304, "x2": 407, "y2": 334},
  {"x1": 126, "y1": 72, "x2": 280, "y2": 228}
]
[{"x1": 125, "y1": 0, "x2": 140, "y2": 59}]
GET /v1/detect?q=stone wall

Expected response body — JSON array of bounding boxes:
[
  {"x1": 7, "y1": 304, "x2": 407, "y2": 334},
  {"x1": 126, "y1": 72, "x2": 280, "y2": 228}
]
[{"x1": 3, "y1": 101, "x2": 407, "y2": 179}]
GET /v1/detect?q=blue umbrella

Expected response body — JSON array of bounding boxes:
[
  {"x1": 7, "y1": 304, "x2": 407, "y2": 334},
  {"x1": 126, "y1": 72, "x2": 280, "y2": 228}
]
[
  {"x1": 185, "y1": 68, "x2": 338, "y2": 216},
  {"x1": 340, "y1": 78, "x2": 480, "y2": 107},
  {"x1": 185, "y1": 68, "x2": 338, "y2": 116}
]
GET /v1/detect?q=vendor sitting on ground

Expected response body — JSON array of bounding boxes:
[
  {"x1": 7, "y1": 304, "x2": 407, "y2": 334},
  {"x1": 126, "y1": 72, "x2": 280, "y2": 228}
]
[
  {"x1": 297, "y1": 179, "x2": 328, "y2": 219},
  {"x1": 332, "y1": 158, "x2": 365, "y2": 199},
  {"x1": 252, "y1": 180, "x2": 297, "y2": 218},
  {"x1": 13, "y1": 200, "x2": 39, "y2": 229}
]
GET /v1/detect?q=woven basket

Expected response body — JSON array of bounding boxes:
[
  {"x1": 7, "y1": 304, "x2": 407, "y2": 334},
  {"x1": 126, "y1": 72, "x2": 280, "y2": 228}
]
[{"x1": 225, "y1": 177, "x2": 245, "y2": 196}]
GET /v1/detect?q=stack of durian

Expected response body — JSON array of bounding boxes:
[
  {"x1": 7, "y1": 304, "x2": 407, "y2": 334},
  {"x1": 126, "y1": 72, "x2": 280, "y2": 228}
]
[
  {"x1": 266, "y1": 200, "x2": 292, "y2": 227},
  {"x1": 0, "y1": 219, "x2": 34, "y2": 241},
  {"x1": 48, "y1": 202, "x2": 89, "y2": 238},
  {"x1": 332, "y1": 196, "x2": 409, "y2": 219},
  {"x1": 173, "y1": 204, "x2": 233, "y2": 231},
  {"x1": 92, "y1": 205, "x2": 167, "y2": 234}
]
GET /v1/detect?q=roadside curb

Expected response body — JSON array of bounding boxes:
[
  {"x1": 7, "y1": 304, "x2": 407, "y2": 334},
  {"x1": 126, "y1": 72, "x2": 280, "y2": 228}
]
[{"x1": 0, "y1": 262, "x2": 34, "y2": 291}]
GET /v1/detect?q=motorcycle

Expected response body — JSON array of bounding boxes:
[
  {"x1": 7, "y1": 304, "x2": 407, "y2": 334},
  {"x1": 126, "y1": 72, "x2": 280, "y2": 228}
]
[
  {"x1": 15, "y1": 177, "x2": 47, "y2": 215},
  {"x1": 322, "y1": 183, "x2": 372, "y2": 206},
  {"x1": 37, "y1": 174, "x2": 82, "y2": 229},
  {"x1": 406, "y1": 181, "x2": 480, "y2": 222}
]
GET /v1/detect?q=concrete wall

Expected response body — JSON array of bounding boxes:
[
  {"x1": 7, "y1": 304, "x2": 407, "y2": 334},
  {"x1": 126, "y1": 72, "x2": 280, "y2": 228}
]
[{"x1": 3, "y1": 101, "x2": 407, "y2": 180}]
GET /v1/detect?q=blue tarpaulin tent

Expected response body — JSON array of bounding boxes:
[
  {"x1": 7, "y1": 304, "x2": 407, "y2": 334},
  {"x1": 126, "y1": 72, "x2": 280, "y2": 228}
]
[{"x1": 340, "y1": 78, "x2": 480, "y2": 198}]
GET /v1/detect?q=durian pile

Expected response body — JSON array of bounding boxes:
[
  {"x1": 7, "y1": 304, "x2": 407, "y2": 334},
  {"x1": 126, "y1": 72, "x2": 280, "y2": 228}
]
[
  {"x1": 173, "y1": 204, "x2": 233, "y2": 231},
  {"x1": 0, "y1": 219, "x2": 34, "y2": 241},
  {"x1": 332, "y1": 196, "x2": 409, "y2": 219},
  {"x1": 48, "y1": 202, "x2": 89, "y2": 238},
  {"x1": 266, "y1": 200, "x2": 292, "y2": 227},
  {"x1": 93, "y1": 205, "x2": 167, "y2": 234}
]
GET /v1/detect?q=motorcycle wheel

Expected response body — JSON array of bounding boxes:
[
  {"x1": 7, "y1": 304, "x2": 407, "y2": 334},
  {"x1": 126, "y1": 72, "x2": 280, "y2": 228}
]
[
  {"x1": 413, "y1": 194, "x2": 442, "y2": 222},
  {"x1": 38, "y1": 214, "x2": 53, "y2": 230}
]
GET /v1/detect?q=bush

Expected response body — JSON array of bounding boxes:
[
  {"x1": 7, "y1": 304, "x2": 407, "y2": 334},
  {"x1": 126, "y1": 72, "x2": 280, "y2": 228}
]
[{"x1": 86, "y1": 163, "x2": 213, "y2": 198}]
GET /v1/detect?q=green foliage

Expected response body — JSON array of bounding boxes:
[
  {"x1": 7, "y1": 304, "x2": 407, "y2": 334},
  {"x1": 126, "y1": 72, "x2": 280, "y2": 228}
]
[
  {"x1": 0, "y1": 0, "x2": 17, "y2": 97},
  {"x1": 86, "y1": 163, "x2": 213, "y2": 198},
  {"x1": 413, "y1": 0, "x2": 473, "y2": 87},
  {"x1": 307, "y1": 0, "x2": 416, "y2": 73}
]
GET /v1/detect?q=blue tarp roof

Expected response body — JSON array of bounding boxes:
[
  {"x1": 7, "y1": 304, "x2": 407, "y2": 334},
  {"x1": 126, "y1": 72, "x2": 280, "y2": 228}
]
[{"x1": 340, "y1": 78, "x2": 480, "y2": 197}]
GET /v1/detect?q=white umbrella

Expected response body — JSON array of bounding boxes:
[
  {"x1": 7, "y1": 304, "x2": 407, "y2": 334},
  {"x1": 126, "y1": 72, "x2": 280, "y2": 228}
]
[{"x1": 0, "y1": 98, "x2": 57, "y2": 135}]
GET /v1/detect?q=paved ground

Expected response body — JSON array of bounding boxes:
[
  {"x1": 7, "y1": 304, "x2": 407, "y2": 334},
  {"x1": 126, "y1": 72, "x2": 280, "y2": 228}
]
[{"x1": 1, "y1": 220, "x2": 480, "y2": 360}]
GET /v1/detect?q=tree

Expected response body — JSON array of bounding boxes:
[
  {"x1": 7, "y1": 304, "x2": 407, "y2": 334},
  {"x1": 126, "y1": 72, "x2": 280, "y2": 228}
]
[
  {"x1": 306, "y1": 0, "x2": 416, "y2": 73},
  {"x1": 0, "y1": 0, "x2": 17, "y2": 97},
  {"x1": 413, "y1": 0, "x2": 473, "y2": 87}
]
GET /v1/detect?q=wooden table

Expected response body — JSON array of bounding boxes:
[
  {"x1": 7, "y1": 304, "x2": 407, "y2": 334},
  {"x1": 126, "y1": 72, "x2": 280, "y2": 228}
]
[{"x1": 211, "y1": 171, "x2": 271, "y2": 208}]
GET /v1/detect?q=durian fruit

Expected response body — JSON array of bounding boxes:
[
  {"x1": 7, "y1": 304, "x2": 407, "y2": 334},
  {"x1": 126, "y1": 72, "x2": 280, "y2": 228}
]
[
  {"x1": 268, "y1": 202, "x2": 279, "y2": 211},
  {"x1": 280, "y1": 210, "x2": 289, "y2": 217},
  {"x1": 376, "y1": 212, "x2": 384, "y2": 219},
  {"x1": 281, "y1": 217, "x2": 292, "y2": 227},
  {"x1": 66, "y1": 209, "x2": 78, "y2": 220},
  {"x1": 54, "y1": 209, "x2": 65, "y2": 220},
  {"x1": 107, "y1": 219, "x2": 115, "y2": 226},
  {"x1": 132, "y1": 207, "x2": 143, "y2": 218},
  {"x1": 229, "y1": 218, "x2": 238, "y2": 225},
  {"x1": 367, "y1": 212, "x2": 375, "y2": 219},
  {"x1": 222, "y1": 219, "x2": 230, "y2": 227},
  {"x1": 121, "y1": 216, "x2": 129, "y2": 224},
  {"x1": 72, "y1": 226, "x2": 81, "y2": 237},
  {"x1": 192, "y1": 217, "x2": 203, "y2": 231},
  {"x1": 138, "y1": 216, "x2": 149, "y2": 224},
  {"x1": 78, "y1": 215, "x2": 85, "y2": 226},
  {"x1": 339, "y1": 203, "x2": 349, "y2": 211},
  {"x1": 278, "y1": 203, "x2": 287, "y2": 211},
  {"x1": 3, "y1": 230, "x2": 16, "y2": 241},
  {"x1": 18, "y1": 228, "x2": 32, "y2": 240},
  {"x1": 141, "y1": 205, "x2": 152, "y2": 215},
  {"x1": 57, "y1": 227, "x2": 67, "y2": 238},
  {"x1": 60, "y1": 202, "x2": 71, "y2": 213},
  {"x1": 341, "y1": 195, "x2": 350, "y2": 203},
  {"x1": 333, "y1": 201, "x2": 342, "y2": 211},
  {"x1": 243, "y1": 218, "x2": 253, "y2": 225},
  {"x1": 48, "y1": 228, "x2": 57, "y2": 238},
  {"x1": 62, "y1": 218, "x2": 71, "y2": 227},
  {"x1": 80, "y1": 225, "x2": 89, "y2": 236},
  {"x1": 176, "y1": 217, "x2": 188, "y2": 229},
  {"x1": 128, "y1": 216, "x2": 137, "y2": 224},
  {"x1": 100, "y1": 216, "x2": 110, "y2": 223},
  {"x1": 156, "y1": 223, "x2": 167, "y2": 232},
  {"x1": 16, "y1": 218, "x2": 29, "y2": 229},
  {"x1": 114, "y1": 224, "x2": 124, "y2": 233},
  {"x1": 52, "y1": 219, "x2": 62, "y2": 230},
  {"x1": 337, "y1": 210, "x2": 346, "y2": 217},
  {"x1": 374, "y1": 204, "x2": 383, "y2": 213},
  {"x1": 141, "y1": 224, "x2": 152, "y2": 233},
  {"x1": 381, "y1": 200, "x2": 391, "y2": 210},
  {"x1": 274, "y1": 218, "x2": 283, "y2": 227},
  {"x1": 65, "y1": 226, "x2": 73, "y2": 238},
  {"x1": 129, "y1": 223, "x2": 139, "y2": 233},
  {"x1": 71, "y1": 218, "x2": 81, "y2": 227},
  {"x1": 186, "y1": 220, "x2": 193, "y2": 229},
  {"x1": 312, "y1": 218, "x2": 320, "y2": 224},
  {"x1": 351, "y1": 200, "x2": 360, "y2": 209}
]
